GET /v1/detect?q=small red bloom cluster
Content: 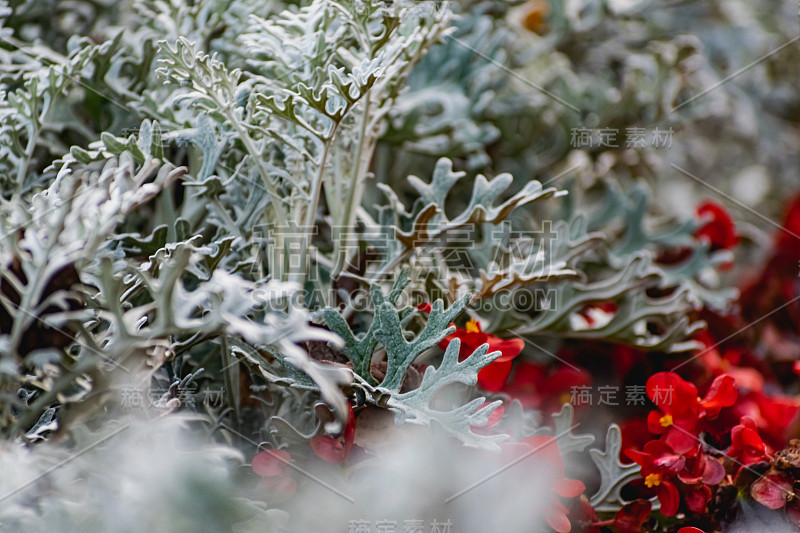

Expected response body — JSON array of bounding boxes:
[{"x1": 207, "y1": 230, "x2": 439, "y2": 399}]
[
  {"x1": 644, "y1": 372, "x2": 737, "y2": 455},
  {"x1": 623, "y1": 372, "x2": 734, "y2": 517},
  {"x1": 694, "y1": 200, "x2": 738, "y2": 252}
]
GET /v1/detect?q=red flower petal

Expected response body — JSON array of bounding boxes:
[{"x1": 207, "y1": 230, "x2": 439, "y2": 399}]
[
  {"x1": 310, "y1": 435, "x2": 346, "y2": 464},
  {"x1": 657, "y1": 480, "x2": 680, "y2": 517},
  {"x1": 700, "y1": 374, "x2": 738, "y2": 415},
  {"x1": 490, "y1": 337, "x2": 525, "y2": 362},
  {"x1": 546, "y1": 500, "x2": 573, "y2": 533},
  {"x1": 752, "y1": 471, "x2": 793, "y2": 509},
  {"x1": 522, "y1": 436, "x2": 564, "y2": 470},
  {"x1": 663, "y1": 423, "x2": 700, "y2": 455},
  {"x1": 614, "y1": 500, "x2": 652, "y2": 533},
  {"x1": 258, "y1": 474, "x2": 298, "y2": 497},
  {"x1": 646, "y1": 372, "x2": 698, "y2": 415},
  {"x1": 695, "y1": 200, "x2": 738, "y2": 251},
  {"x1": 729, "y1": 416, "x2": 768, "y2": 466},
  {"x1": 646, "y1": 410, "x2": 669, "y2": 436},
  {"x1": 624, "y1": 447, "x2": 652, "y2": 467},
  {"x1": 619, "y1": 419, "x2": 653, "y2": 464},
  {"x1": 477, "y1": 358, "x2": 514, "y2": 392},
  {"x1": 343, "y1": 403, "x2": 356, "y2": 456},
  {"x1": 677, "y1": 528, "x2": 707, "y2": 533},
  {"x1": 683, "y1": 484, "x2": 712, "y2": 513},
  {"x1": 702, "y1": 456, "x2": 725, "y2": 485},
  {"x1": 642, "y1": 439, "x2": 677, "y2": 457},
  {"x1": 552, "y1": 478, "x2": 586, "y2": 499},
  {"x1": 252, "y1": 449, "x2": 291, "y2": 477},
  {"x1": 777, "y1": 194, "x2": 800, "y2": 250}
]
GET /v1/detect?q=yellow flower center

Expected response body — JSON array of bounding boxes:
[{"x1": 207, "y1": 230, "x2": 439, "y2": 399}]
[
  {"x1": 522, "y1": 1, "x2": 549, "y2": 34},
  {"x1": 466, "y1": 318, "x2": 481, "y2": 334},
  {"x1": 659, "y1": 414, "x2": 674, "y2": 428},
  {"x1": 644, "y1": 473, "x2": 662, "y2": 488},
  {"x1": 560, "y1": 392, "x2": 572, "y2": 406}
]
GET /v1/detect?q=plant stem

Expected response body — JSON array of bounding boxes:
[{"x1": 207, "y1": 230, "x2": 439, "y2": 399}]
[
  {"x1": 333, "y1": 93, "x2": 373, "y2": 279},
  {"x1": 295, "y1": 124, "x2": 339, "y2": 289}
]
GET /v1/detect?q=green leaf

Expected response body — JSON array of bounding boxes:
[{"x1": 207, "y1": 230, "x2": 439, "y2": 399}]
[
  {"x1": 373, "y1": 293, "x2": 469, "y2": 391},
  {"x1": 372, "y1": 158, "x2": 566, "y2": 274},
  {"x1": 114, "y1": 225, "x2": 170, "y2": 256},
  {"x1": 549, "y1": 403, "x2": 595, "y2": 455},
  {"x1": 319, "y1": 270, "x2": 410, "y2": 383},
  {"x1": 227, "y1": 336, "x2": 317, "y2": 390},
  {"x1": 386, "y1": 338, "x2": 506, "y2": 449},
  {"x1": 589, "y1": 424, "x2": 644, "y2": 512}
]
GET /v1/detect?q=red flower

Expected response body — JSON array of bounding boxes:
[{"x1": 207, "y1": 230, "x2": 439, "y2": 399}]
[
  {"x1": 677, "y1": 446, "x2": 724, "y2": 513},
  {"x1": 739, "y1": 194, "x2": 800, "y2": 332},
  {"x1": 682, "y1": 483, "x2": 712, "y2": 514},
  {"x1": 646, "y1": 372, "x2": 737, "y2": 453},
  {"x1": 613, "y1": 500, "x2": 652, "y2": 533},
  {"x1": 679, "y1": 445, "x2": 725, "y2": 484},
  {"x1": 677, "y1": 528, "x2": 707, "y2": 533},
  {"x1": 252, "y1": 448, "x2": 297, "y2": 497},
  {"x1": 731, "y1": 391, "x2": 800, "y2": 449},
  {"x1": 695, "y1": 200, "x2": 738, "y2": 251},
  {"x1": 698, "y1": 374, "x2": 738, "y2": 417},
  {"x1": 728, "y1": 416, "x2": 769, "y2": 466},
  {"x1": 517, "y1": 435, "x2": 585, "y2": 532},
  {"x1": 310, "y1": 403, "x2": 356, "y2": 464},
  {"x1": 439, "y1": 318, "x2": 524, "y2": 392},
  {"x1": 625, "y1": 440, "x2": 685, "y2": 516},
  {"x1": 625, "y1": 439, "x2": 725, "y2": 517},
  {"x1": 572, "y1": 496, "x2": 602, "y2": 533},
  {"x1": 252, "y1": 448, "x2": 291, "y2": 477},
  {"x1": 500, "y1": 361, "x2": 548, "y2": 409}
]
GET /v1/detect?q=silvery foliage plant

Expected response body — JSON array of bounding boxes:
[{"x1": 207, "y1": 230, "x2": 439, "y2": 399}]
[{"x1": 0, "y1": 0, "x2": 796, "y2": 530}]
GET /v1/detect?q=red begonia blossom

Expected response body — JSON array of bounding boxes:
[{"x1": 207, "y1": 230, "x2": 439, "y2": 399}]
[
  {"x1": 695, "y1": 200, "x2": 738, "y2": 251},
  {"x1": 625, "y1": 440, "x2": 686, "y2": 516},
  {"x1": 646, "y1": 372, "x2": 737, "y2": 453},
  {"x1": 728, "y1": 416, "x2": 770, "y2": 466}
]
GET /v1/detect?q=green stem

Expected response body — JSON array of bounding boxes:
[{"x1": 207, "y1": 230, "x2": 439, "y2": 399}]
[
  {"x1": 333, "y1": 94, "x2": 373, "y2": 279},
  {"x1": 295, "y1": 124, "x2": 339, "y2": 288}
]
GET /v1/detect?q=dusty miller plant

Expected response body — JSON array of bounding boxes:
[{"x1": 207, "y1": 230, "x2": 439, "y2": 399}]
[{"x1": 1, "y1": 0, "x2": 790, "y2": 528}]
